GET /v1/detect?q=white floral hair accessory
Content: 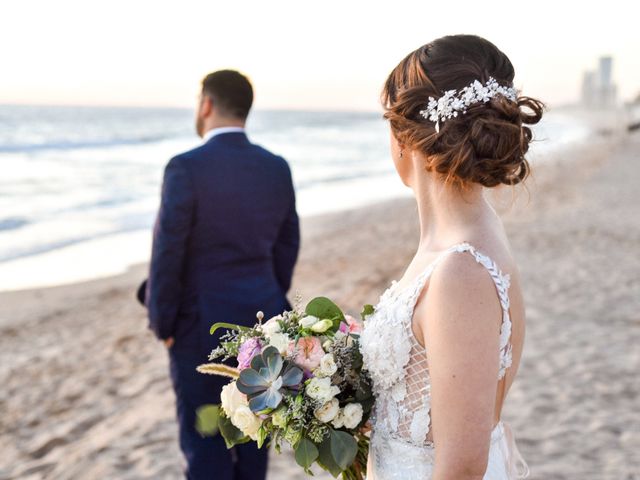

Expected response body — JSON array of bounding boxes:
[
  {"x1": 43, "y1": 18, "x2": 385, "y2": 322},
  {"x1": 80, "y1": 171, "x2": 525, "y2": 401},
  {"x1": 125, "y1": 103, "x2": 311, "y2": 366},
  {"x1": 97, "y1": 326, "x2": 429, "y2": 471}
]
[{"x1": 419, "y1": 77, "x2": 517, "y2": 133}]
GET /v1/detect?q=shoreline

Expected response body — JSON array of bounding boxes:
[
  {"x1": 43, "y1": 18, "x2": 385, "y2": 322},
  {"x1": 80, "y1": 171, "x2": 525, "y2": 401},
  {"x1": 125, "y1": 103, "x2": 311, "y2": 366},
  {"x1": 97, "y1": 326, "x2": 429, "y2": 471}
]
[
  {"x1": 1, "y1": 132, "x2": 639, "y2": 479},
  {"x1": 0, "y1": 106, "x2": 601, "y2": 294},
  {"x1": 0, "y1": 126, "x2": 610, "y2": 302}
]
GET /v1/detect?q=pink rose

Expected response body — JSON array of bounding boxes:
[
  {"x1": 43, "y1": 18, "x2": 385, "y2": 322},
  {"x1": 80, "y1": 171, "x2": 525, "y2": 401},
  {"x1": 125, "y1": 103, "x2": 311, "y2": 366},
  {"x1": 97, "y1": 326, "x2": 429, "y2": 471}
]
[
  {"x1": 342, "y1": 315, "x2": 363, "y2": 334},
  {"x1": 237, "y1": 337, "x2": 262, "y2": 370},
  {"x1": 288, "y1": 336, "x2": 325, "y2": 371}
]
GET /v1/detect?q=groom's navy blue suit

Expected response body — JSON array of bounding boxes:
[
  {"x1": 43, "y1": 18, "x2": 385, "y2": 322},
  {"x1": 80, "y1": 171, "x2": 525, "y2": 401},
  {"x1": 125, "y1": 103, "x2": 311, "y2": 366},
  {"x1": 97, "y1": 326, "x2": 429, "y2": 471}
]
[{"x1": 147, "y1": 131, "x2": 299, "y2": 480}]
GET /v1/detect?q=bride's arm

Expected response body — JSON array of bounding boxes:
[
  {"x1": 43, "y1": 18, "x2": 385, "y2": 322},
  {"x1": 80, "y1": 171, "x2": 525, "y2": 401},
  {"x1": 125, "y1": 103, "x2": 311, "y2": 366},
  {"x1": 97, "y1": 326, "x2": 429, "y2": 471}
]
[{"x1": 416, "y1": 253, "x2": 502, "y2": 480}]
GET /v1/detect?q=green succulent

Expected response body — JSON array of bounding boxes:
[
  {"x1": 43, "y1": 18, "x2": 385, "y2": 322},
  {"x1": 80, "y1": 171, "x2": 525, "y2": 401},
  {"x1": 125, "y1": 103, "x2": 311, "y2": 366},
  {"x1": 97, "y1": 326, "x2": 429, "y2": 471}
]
[{"x1": 236, "y1": 346, "x2": 303, "y2": 412}]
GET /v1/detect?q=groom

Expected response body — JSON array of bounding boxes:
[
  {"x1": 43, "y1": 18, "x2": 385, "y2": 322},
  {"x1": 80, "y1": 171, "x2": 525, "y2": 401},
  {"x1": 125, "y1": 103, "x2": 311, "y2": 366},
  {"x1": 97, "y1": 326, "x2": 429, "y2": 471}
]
[{"x1": 146, "y1": 70, "x2": 300, "y2": 479}]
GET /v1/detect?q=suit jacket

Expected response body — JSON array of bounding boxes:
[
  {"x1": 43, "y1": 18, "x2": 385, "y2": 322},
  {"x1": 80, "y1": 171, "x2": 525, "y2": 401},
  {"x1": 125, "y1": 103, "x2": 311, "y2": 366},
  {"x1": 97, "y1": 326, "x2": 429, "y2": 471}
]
[{"x1": 146, "y1": 131, "x2": 300, "y2": 357}]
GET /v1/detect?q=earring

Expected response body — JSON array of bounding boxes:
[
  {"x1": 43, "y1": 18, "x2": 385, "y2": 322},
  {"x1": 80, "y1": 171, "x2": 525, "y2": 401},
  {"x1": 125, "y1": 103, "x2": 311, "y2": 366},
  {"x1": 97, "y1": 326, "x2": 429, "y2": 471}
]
[{"x1": 400, "y1": 149, "x2": 404, "y2": 158}]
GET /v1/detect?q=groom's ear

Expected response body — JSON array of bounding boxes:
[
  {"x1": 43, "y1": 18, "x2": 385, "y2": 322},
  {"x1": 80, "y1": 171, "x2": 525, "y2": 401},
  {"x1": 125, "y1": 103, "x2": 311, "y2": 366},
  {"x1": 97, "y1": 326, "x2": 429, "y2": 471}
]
[{"x1": 200, "y1": 95, "x2": 214, "y2": 118}]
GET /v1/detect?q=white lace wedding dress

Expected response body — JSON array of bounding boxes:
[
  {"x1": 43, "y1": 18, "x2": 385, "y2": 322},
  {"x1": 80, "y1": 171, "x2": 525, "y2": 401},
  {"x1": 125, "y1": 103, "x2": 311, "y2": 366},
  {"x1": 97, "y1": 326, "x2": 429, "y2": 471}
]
[{"x1": 360, "y1": 243, "x2": 529, "y2": 479}]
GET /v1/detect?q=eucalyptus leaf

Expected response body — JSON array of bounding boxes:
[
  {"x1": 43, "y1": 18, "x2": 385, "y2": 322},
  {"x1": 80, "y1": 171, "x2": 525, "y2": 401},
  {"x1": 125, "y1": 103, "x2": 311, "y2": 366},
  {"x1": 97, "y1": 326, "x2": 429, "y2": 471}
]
[
  {"x1": 195, "y1": 404, "x2": 220, "y2": 437},
  {"x1": 360, "y1": 304, "x2": 375, "y2": 320},
  {"x1": 305, "y1": 297, "x2": 345, "y2": 329},
  {"x1": 295, "y1": 437, "x2": 319, "y2": 469},
  {"x1": 330, "y1": 429, "x2": 357, "y2": 471},
  {"x1": 317, "y1": 435, "x2": 343, "y2": 478},
  {"x1": 218, "y1": 414, "x2": 250, "y2": 449}
]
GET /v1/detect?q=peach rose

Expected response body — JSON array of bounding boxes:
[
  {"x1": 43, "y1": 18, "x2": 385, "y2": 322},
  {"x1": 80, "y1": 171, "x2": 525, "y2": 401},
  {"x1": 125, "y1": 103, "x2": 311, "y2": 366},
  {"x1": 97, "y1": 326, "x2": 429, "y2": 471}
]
[{"x1": 288, "y1": 336, "x2": 325, "y2": 371}]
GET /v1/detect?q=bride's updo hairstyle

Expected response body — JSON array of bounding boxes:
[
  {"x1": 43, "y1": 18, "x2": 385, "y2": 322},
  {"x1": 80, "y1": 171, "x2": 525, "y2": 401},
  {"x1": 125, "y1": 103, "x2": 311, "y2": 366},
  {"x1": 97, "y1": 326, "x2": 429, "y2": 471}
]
[{"x1": 383, "y1": 35, "x2": 544, "y2": 187}]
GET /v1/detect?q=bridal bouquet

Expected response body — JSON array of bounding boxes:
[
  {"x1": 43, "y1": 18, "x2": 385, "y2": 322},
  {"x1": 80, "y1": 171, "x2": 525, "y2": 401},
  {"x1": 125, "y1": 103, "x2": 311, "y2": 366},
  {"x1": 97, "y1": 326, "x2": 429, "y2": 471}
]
[{"x1": 196, "y1": 297, "x2": 374, "y2": 479}]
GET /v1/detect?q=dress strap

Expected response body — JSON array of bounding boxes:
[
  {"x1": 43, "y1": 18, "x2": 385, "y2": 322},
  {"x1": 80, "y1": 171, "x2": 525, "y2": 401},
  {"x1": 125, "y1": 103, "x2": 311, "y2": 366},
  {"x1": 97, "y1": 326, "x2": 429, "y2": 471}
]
[{"x1": 407, "y1": 242, "x2": 514, "y2": 379}]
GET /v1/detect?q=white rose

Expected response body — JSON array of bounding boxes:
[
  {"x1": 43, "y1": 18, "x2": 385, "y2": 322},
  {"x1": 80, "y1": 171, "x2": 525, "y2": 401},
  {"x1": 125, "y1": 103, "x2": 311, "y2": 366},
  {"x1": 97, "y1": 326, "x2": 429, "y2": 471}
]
[
  {"x1": 231, "y1": 404, "x2": 262, "y2": 440},
  {"x1": 261, "y1": 316, "x2": 282, "y2": 337},
  {"x1": 299, "y1": 315, "x2": 319, "y2": 328},
  {"x1": 314, "y1": 397, "x2": 340, "y2": 423},
  {"x1": 331, "y1": 408, "x2": 345, "y2": 428},
  {"x1": 305, "y1": 377, "x2": 340, "y2": 404},
  {"x1": 220, "y1": 381, "x2": 247, "y2": 418},
  {"x1": 342, "y1": 403, "x2": 363, "y2": 429},
  {"x1": 316, "y1": 353, "x2": 338, "y2": 377},
  {"x1": 267, "y1": 332, "x2": 290, "y2": 355}
]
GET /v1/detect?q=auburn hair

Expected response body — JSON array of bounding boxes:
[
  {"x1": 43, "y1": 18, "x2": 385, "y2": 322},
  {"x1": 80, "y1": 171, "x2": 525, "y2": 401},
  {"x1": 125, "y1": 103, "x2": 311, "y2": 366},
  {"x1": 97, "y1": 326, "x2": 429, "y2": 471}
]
[{"x1": 382, "y1": 35, "x2": 544, "y2": 187}]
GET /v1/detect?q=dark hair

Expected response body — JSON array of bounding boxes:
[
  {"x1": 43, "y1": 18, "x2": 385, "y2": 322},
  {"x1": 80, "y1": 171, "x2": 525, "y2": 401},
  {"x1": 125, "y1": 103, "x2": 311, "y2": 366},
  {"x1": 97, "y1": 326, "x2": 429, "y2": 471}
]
[
  {"x1": 382, "y1": 35, "x2": 544, "y2": 187},
  {"x1": 202, "y1": 70, "x2": 254, "y2": 120}
]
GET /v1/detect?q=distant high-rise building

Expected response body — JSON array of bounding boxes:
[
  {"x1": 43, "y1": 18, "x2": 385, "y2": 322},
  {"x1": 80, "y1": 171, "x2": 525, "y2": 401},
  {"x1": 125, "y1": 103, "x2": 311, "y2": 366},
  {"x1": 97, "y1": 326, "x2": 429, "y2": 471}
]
[
  {"x1": 598, "y1": 56, "x2": 612, "y2": 88},
  {"x1": 581, "y1": 56, "x2": 617, "y2": 107},
  {"x1": 581, "y1": 71, "x2": 596, "y2": 106}
]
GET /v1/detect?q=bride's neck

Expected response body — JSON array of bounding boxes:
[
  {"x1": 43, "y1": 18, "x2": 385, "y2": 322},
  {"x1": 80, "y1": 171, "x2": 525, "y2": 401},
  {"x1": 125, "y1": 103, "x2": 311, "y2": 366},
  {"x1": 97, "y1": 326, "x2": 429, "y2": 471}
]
[{"x1": 412, "y1": 168, "x2": 494, "y2": 252}]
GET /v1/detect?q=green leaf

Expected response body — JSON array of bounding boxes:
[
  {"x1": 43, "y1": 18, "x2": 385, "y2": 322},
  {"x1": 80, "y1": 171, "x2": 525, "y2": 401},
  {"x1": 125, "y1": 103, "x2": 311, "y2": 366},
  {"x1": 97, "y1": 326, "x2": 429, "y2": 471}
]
[
  {"x1": 210, "y1": 322, "x2": 251, "y2": 335},
  {"x1": 354, "y1": 379, "x2": 373, "y2": 403},
  {"x1": 257, "y1": 425, "x2": 268, "y2": 449},
  {"x1": 195, "y1": 404, "x2": 221, "y2": 437},
  {"x1": 285, "y1": 425, "x2": 303, "y2": 446},
  {"x1": 360, "y1": 304, "x2": 374, "y2": 320},
  {"x1": 351, "y1": 342, "x2": 364, "y2": 370},
  {"x1": 294, "y1": 437, "x2": 319, "y2": 469},
  {"x1": 218, "y1": 413, "x2": 250, "y2": 448},
  {"x1": 317, "y1": 435, "x2": 342, "y2": 478},
  {"x1": 305, "y1": 297, "x2": 344, "y2": 329},
  {"x1": 330, "y1": 429, "x2": 357, "y2": 471}
]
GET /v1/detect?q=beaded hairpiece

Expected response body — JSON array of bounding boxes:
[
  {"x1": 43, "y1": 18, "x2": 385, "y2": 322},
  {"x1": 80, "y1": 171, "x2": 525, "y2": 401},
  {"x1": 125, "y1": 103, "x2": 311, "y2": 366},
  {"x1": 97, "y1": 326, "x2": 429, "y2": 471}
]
[{"x1": 419, "y1": 77, "x2": 517, "y2": 132}]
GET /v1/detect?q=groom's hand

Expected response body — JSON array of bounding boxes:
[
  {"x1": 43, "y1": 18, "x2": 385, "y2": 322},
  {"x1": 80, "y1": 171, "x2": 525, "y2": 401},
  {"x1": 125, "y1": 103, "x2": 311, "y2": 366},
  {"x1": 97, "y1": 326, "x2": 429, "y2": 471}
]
[{"x1": 164, "y1": 337, "x2": 175, "y2": 348}]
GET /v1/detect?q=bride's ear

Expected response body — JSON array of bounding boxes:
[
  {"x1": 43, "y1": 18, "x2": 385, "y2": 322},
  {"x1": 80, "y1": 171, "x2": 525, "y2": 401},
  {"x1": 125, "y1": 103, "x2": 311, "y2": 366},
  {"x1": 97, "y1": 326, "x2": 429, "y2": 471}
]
[
  {"x1": 389, "y1": 129, "x2": 402, "y2": 157},
  {"x1": 390, "y1": 134, "x2": 414, "y2": 187}
]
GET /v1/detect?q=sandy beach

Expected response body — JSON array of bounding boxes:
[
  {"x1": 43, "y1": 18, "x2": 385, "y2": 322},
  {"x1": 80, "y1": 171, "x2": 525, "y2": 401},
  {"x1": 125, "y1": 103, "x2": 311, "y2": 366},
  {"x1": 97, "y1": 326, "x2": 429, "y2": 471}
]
[{"x1": 1, "y1": 131, "x2": 639, "y2": 480}]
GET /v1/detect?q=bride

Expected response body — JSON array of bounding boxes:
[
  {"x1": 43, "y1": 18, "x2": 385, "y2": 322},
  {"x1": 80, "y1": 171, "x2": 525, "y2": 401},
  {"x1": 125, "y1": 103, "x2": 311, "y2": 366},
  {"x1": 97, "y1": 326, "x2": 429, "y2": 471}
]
[{"x1": 359, "y1": 35, "x2": 543, "y2": 479}]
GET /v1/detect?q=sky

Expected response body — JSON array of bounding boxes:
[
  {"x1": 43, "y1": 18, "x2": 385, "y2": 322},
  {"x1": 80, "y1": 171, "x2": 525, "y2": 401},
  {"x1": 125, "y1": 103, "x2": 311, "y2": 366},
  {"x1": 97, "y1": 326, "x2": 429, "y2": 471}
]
[{"x1": 1, "y1": 0, "x2": 638, "y2": 111}]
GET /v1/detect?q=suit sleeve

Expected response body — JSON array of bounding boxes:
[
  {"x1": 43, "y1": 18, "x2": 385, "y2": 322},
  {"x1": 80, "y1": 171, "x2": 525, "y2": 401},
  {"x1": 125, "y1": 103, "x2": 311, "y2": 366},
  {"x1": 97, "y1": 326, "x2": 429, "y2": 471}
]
[
  {"x1": 147, "y1": 156, "x2": 195, "y2": 339},
  {"x1": 272, "y1": 163, "x2": 300, "y2": 293}
]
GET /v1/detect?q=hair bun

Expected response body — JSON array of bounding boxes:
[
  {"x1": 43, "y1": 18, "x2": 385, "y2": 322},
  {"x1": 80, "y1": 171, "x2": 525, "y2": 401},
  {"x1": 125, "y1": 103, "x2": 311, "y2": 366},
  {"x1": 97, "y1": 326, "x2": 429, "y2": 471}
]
[
  {"x1": 382, "y1": 35, "x2": 545, "y2": 188},
  {"x1": 432, "y1": 95, "x2": 545, "y2": 187}
]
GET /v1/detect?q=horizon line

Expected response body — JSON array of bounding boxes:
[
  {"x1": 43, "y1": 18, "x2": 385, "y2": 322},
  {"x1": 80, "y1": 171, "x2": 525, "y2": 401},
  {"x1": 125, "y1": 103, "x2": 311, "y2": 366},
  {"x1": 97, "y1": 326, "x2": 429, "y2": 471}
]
[{"x1": 0, "y1": 101, "x2": 384, "y2": 114}]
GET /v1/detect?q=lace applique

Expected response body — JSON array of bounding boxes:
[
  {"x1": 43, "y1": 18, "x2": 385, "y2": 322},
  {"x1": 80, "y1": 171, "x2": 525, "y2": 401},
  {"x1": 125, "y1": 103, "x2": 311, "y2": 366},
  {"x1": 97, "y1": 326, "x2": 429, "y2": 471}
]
[
  {"x1": 360, "y1": 242, "x2": 514, "y2": 451},
  {"x1": 359, "y1": 286, "x2": 412, "y2": 391},
  {"x1": 409, "y1": 407, "x2": 431, "y2": 444}
]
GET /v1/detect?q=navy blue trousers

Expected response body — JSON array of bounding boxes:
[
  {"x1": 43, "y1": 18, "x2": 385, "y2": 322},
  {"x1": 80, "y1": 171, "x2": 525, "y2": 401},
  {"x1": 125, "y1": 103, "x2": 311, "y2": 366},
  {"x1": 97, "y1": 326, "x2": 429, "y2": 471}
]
[{"x1": 169, "y1": 350, "x2": 269, "y2": 480}]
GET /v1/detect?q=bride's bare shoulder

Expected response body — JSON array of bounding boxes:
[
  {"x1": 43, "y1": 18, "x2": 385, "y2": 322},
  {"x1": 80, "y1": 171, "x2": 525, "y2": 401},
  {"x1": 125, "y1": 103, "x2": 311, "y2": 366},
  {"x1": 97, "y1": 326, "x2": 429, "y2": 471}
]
[
  {"x1": 427, "y1": 250, "x2": 502, "y2": 309},
  {"x1": 413, "y1": 245, "x2": 508, "y2": 338}
]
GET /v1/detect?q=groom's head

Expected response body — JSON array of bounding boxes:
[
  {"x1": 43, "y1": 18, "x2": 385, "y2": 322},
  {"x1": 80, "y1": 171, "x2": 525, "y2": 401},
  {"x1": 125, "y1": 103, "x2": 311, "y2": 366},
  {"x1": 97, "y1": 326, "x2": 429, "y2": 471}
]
[{"x1": 196, "y1": 70, "x2": 253, "y2": 137}]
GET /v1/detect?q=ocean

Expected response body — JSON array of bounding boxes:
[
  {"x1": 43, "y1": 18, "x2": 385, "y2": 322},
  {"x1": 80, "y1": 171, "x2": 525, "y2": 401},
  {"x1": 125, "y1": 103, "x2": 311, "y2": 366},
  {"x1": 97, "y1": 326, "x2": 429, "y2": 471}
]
[{"x1": 0, "y1": 105, "x2": 591, "y2": 291}]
